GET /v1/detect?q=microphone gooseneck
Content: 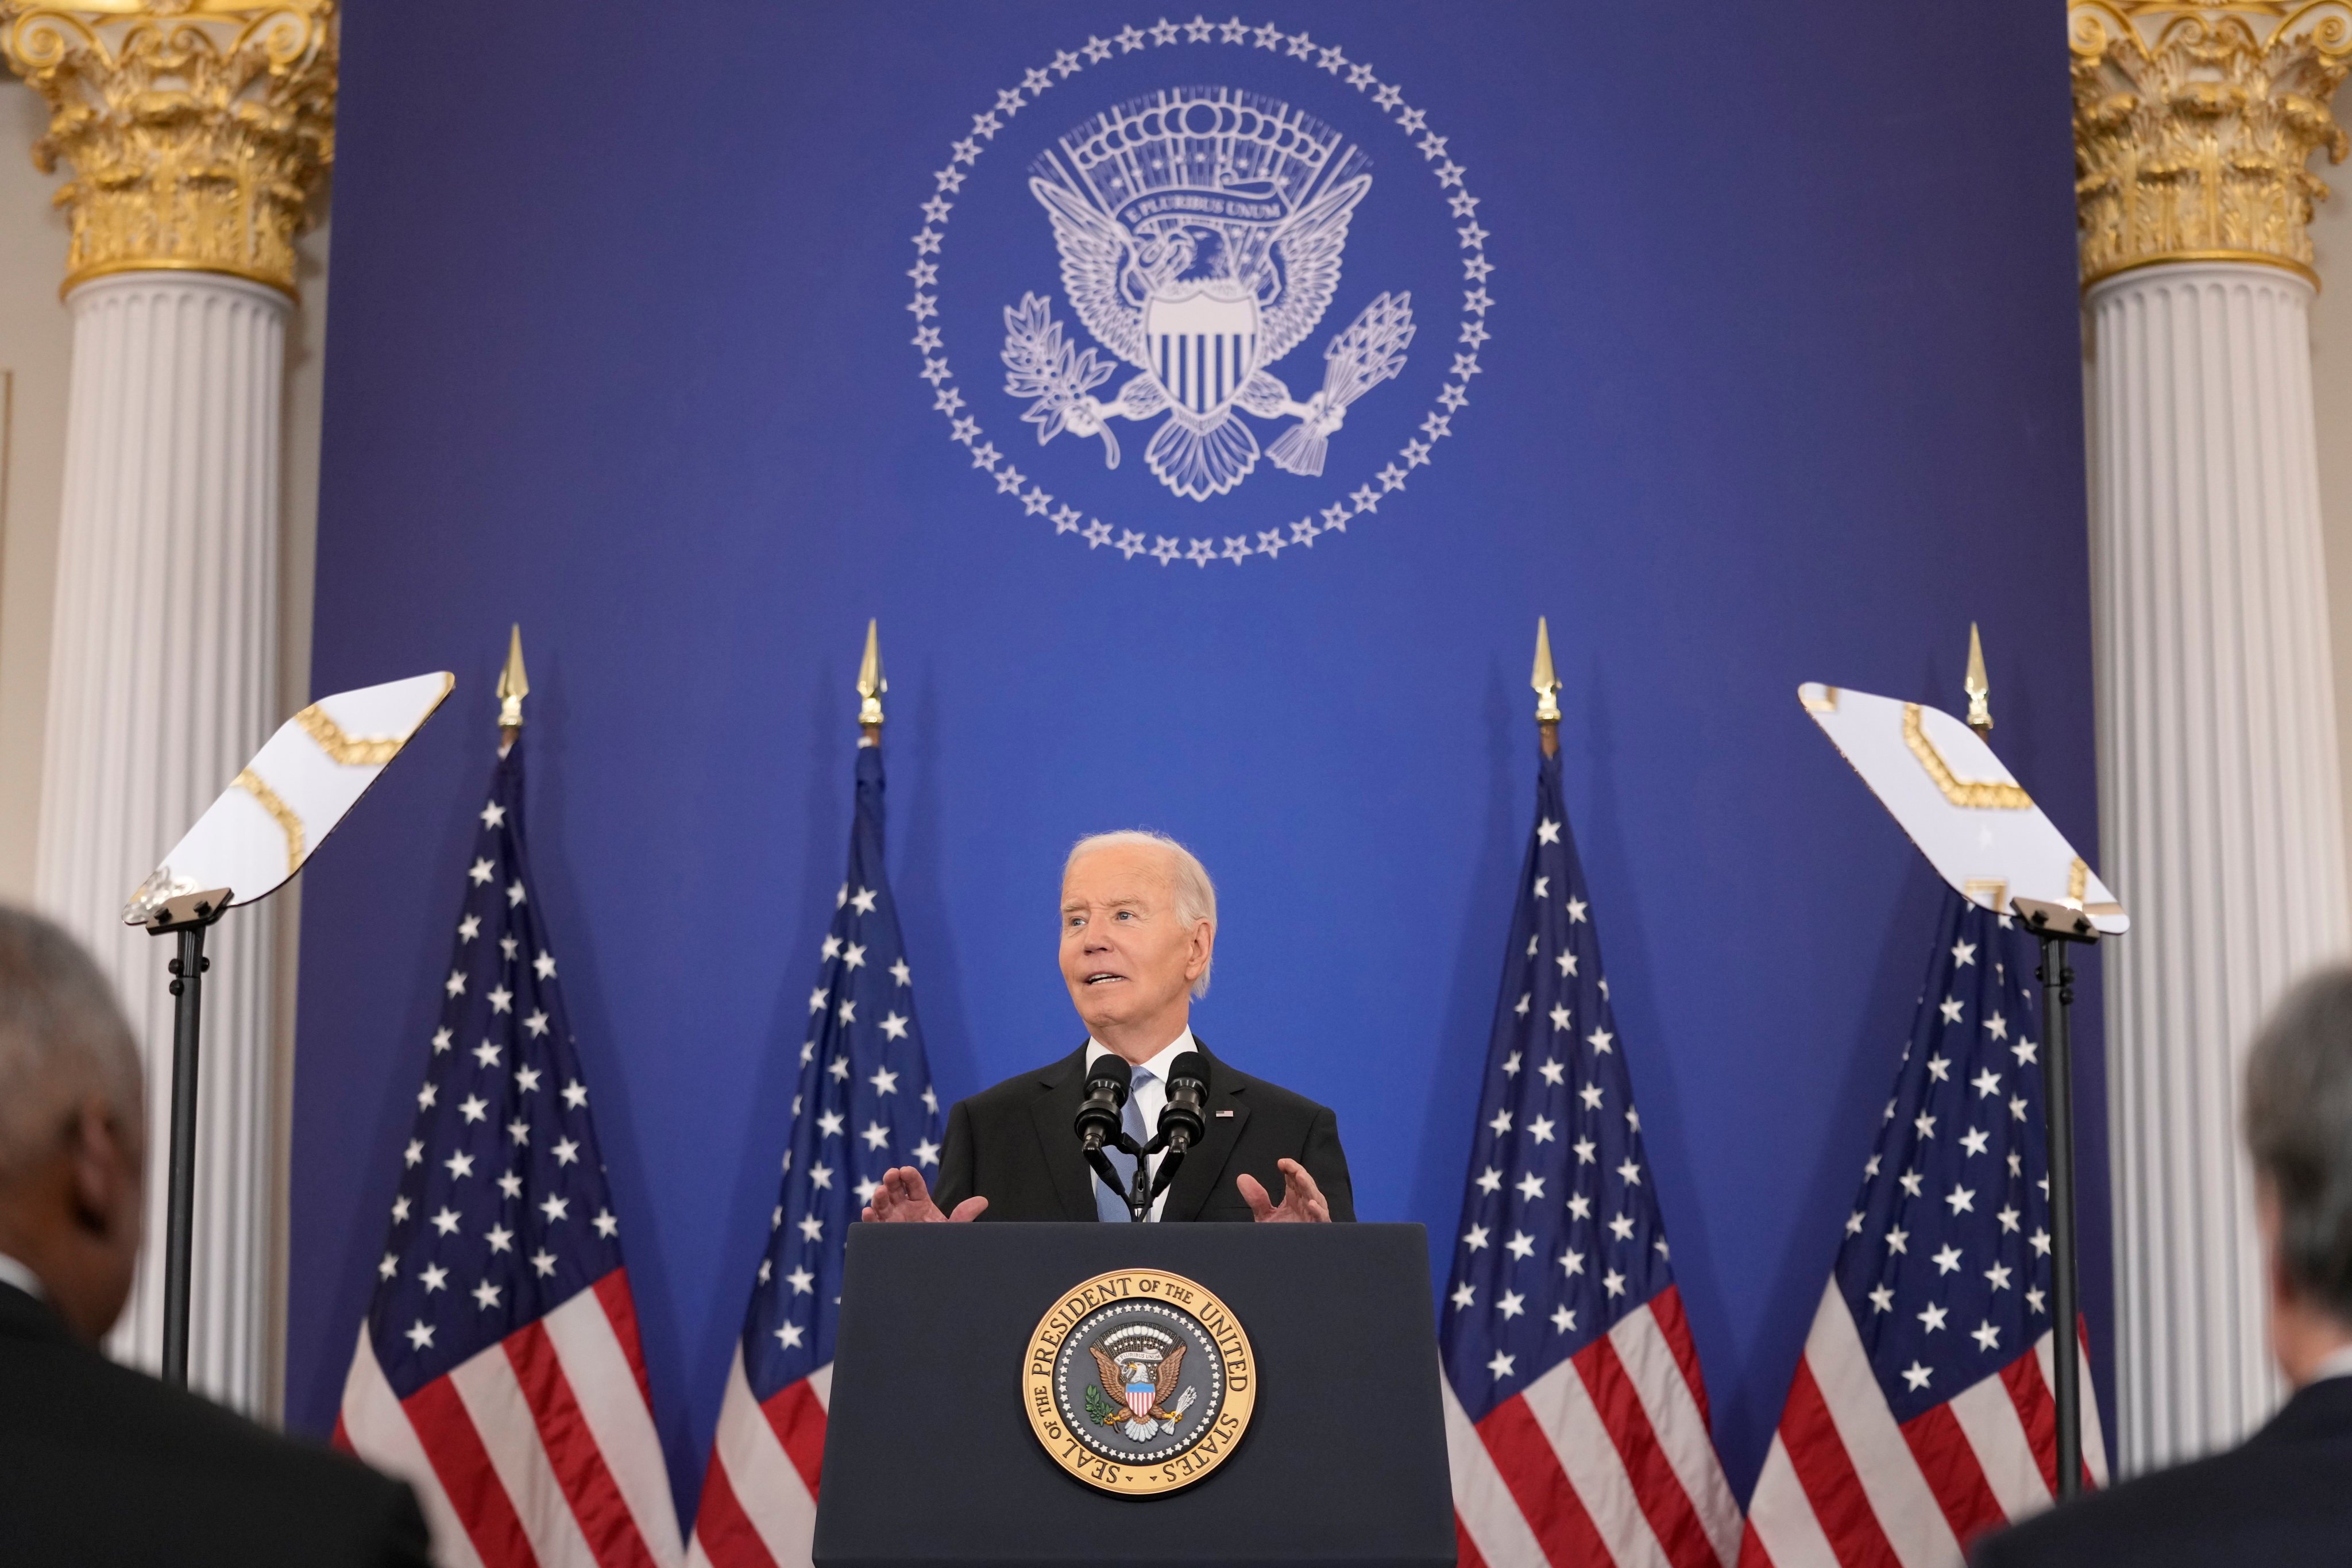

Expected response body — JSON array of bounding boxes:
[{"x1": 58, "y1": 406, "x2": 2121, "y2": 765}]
[
  {"x1": 1074, "y1": 1054, "x2": 1133, "y2": 1153},
  {"x1": 1157, "y1": 1050, "x2": 1209, "y2": 1157}
]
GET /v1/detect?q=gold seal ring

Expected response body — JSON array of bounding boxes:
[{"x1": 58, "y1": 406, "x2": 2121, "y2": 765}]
[{"x1": 1023, "y1": 1266, "x2": 1257, "y2": 1496}]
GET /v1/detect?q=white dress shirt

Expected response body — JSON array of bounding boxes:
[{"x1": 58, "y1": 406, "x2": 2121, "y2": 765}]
[
  {"x1": 0, "y1": 1249, "x2": 47, "y2": 1303},
  {"x1": 1086, "y1": 1029, "x2": 1197, "y2": 1222}
]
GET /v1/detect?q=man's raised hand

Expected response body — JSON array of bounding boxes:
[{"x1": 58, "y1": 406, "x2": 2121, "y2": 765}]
[
  {"x1": 861, "y1": 1165, "x2": 988, "y2": 1223},
  {"x1": 1236, "y1": 1158, "x2": 1331, "y2": 1223}
]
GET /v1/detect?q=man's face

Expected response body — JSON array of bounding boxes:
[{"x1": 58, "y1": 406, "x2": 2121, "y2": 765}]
[{"x1": 1060, "y1": 844, "x2": 1210, "y2": 1041}]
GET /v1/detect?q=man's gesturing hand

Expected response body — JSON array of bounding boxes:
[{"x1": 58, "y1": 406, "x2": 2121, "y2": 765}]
[
  {"x1": 1236, "y1": 1158, "x2": 1331, "y2": 1223},
  {"x1": 860, "y1": 1166, "x2": 988, "y2": 1223}
]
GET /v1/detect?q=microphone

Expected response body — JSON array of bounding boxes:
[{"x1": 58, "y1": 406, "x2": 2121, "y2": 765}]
[
  {"x1": 1156, "y1": 1051, "x2": 1209, "y2": 1158},
  {"x1": 1074, "y1": 1054, "x2": 1133, "y2": 1153}
]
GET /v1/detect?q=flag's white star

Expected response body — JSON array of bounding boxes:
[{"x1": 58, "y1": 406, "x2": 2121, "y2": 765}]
[
  {"x1": 457, "y1": 916, "x2": 481, "y2": 943},
  {"x1": 431, "y1": 1206, "x2": 460, "y2": 1236},
  {"x1": 1986, "y1": 1262, "x2": 2013, "y2": 1291},
  {"x1": 2026, "y1": 1287, "x2": 2048, "y2": 1314},
  {"x1": 1559, "y1": 1248, "x2": 1586, "y2": 1276},
  {"x1": 1488, "y1": 1109, "x2": 1512, "y2": 1136},
  {"x1": 562, "y1": 1080, "x2": 588, "y2": 1109},
  {"x1": 879, "y1": 1014, "x2": 910, "y2": 1042},
  {"x1": 1961, "y1": 1127, "x2": 1991, "y2": 1157},
  {"x1": 594, "y1": 1209, "x2": 617, "y2": 1238},
  {"x1": 507, "y1": 879, "x2": 526, "y2": 907},
  {"x1": 445, "y1": 970, "x2": 468, "y2": 998},
  {"x1": 1588, "y1": 1028, "x2": 1615, "y2": 1054},
  {"x1": 921, "y1": 1086, "x2": 939, "y2": 1115},
  {"x1": 1887, "y1": 1226, "x2": 1910, "y2": 1253},
  {"x1": 1602, "y1": 1269, "x2": 1627, "y2": 1298},
  {"x1": 1566, "y1": 897, "x2": 1588, "y2": 924},
  {"x1": 1573, "y1": 1137, "x2": 1597, "y2": 1165},
  {"x1": 1539, "y1": 1059, "x2": 1566, "y2": 1086},
  {"x1": 404, "y1": 1139, "x2": 424, "y2": 1167},
  {"x1": 516, "y1": 1066, "x2": 541, "y2": 1093},
  {"x1": 1971, "y1": 1320, "x2": 2002, "y2": 1353},
  {"x1": 379, "y1": 1253, "x2": 398, "y2": 1280},
  {"x1": 1927, "y1": 1054, "x2": 1951, "y2": 1082},
  {"x1": 1556, "y1": 950, "x2": 1578, "y2": 978},
  {"x1": 406, "y1": 1320, "x2": 435, "y2": 1351},
  {"x1": 531, "y1": 1250, "x2": 557, "y2": 1277},
  {"x1": 2030, "y1": 1228, "x2": 2052, "y2": 1256},
  {"x1": 1476, "y1": 1166, "x2": 1503, "y2": 1194},
  {"x1": 432, "y1": 1028, "x2": 453, "y2": 1055},
  {"x1": 851, "y1": 887, "x2": 878, "y2": 915},
  {"x1": 1901, "y1": 1168, "x2": 1925, "y2": 1197},
  {"x1": 1547, "y1": 1005, "x2": 1571, "y2": 1036},
  {"x1": 473, "y1": 1040, "x2": 501, "y2": 1069},
  {"x1": 776, "y1": 1321, "x2": 805, "y2": 1349},
  {"x1": 862, "y1": 1122, "x2": 890, "y2": 1151},
  {"x1": 1847, "y1": 1211, "x2": 1866, "y2": 1235},
  {"x1": 553, "y1": 1137, "x2": 580, "y2": 1167},
  {"x1": 1932, "y1": 1244, "x2": 1964, "y2": 1275},
  {"x1": 913, "y1": 1138, "x2": 940, "y2": 1168},
  {"x1": 1608, "y1": 1213, "x2": 1636, "y2": 1242},
  {"x1": 2013, "y1": 1038, "x2": 2039, "y2": 1065},
  {"x1": 1938, "y1": 997, "x2": 1964, "y2": 1025},
  {"x1": 829, "y1": 1056, "x2": 851, "y2": 1082},
  {"x1": 534, "y1": 951, "x2": 557, "y2": 981},
  {"x1": 486, "y1": 1223, "x2": 513, "y2": 1253},
  {"x1": 469, "y1": 858, "x2": 493, "y2": 885},
  {"x1": 474, "y1": 1280, "x2": 501, "y2": 1310},
  {"x1": 809, "y1": 988, "x2": 828, "y2": 1014},
  {"x1": 507, "y1": 1118, "x2": 529, "y2": 1147},
  {"x1": 1869, "y1": 1284, "x2": 1895, "y2": 1314},
  {"x1": 1617, "y1": 1159, "x2": 1643, "y2": 1186},
  {"x1": 1451, "y1": 1283, "x2": 1476, "y2": 1310},
  {"x1": 798, "y1": 1215, "x2": 823, "y2": 1242},
  {"x1": 1537, "y1": 818, "x2": 1561, "y2": 844},
  {"x1": 497, "y1": 1169, "x2": 523, "y2": 1200},
  {"x1": 1918, "y1": 1303, "x2": 1949, "y2": 1333},
  {"x1": 500, "y1": 935, "x2": 517, "y2": 961},
  {"x1": 443, "y1": 1151, "x2": 474, "y2": 1180},
  {"x1": 1566, "y1": 1194, "x2": 1592, "y2": 1221},
  {"x1": 1946, "y1": 1185, "x2": 1976, "y2": 1215},
  {"x1": 855, "y1": 1177, "x2": 880, "y2": 1204},
  {"x1": 842, "y1": 943, "x2": 867, "y2": 971},
  {"x1": 1579, "y1": 1084, "x2": 1605, "y2": 1111},
  {"x1": 1996, "y1": 1206, "x2": 2022, "y2": 1234},
  {"x1": 787, "y1": 1266, "x2": 815, "y2": 1296},
  {"x1": 1487, "y1": 1350, "x2": 1516, "y2": 1380},
  {"x1": 1527, "y1": 1117, "x2": 1555, "y2": 1146},
  {"x1": 1497, "y1": 1290, "x2": 1526, "y2": 1319},
  {"x1": 1552, "y1": 1306, "x2": 1577, "y2": 1333},
  {"x1": 891, "y1": 958, "x2": 912, "y2": 986},
  {"x1": 459, "y1": 1095, "x2": 488, "y2": 1124},
  {"x1": 1902, "y1": 1362, "x2": 1933, "y2": 1391},
  {"x1": 1951, "y1": 939, "x2": 1976, "y2": 966},
  {"x1": 421, "y1": 1264, "x2": 448, "y2": 1293},
  {"x1": 817, "y1": 1111, "x2": 844, "y2": 1140},
  {"x1": 540, "y1": 1194, "x2": 569, "y2": 1224},
  {"x1": 1915, "y1": 1111, "x2": 1938, "y2": 1139},
  {"x1": 1503, "y1": 1051, "x2": 1523, "y2": 1076},
  {"x1": 870, "y1": 1065, "x2": 900, "y2": 1095},
  {"x1": 1463, "y1": 1224, "x2": 1490, "y2": 1252},
  {"x1": 1532, "y1": 875, "x2": 1550, "y2": 899},
  {"x1": 1505, "y1": 1230, "x2": 1536, "y2": 1260},
  {"x1": 1986, "y1": 1013, "x2": 2010, "y2": 1041}
]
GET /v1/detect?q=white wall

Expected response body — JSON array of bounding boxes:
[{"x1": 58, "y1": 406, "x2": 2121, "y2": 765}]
[
  {"x1": 0, "y1": 79, "x2": 330, "y2": 1415},
  {"x1": 2316, "y1": 179, "x2": 2352, "y2": 883}
]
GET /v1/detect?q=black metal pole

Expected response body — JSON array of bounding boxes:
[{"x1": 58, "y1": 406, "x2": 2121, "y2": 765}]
[
  {"x1": 160, "y1": 922, "x2": 211, "y2": 1388},
  {"x1": 2036, "y1": 932, "x2": 2083, "y2": 1501}
]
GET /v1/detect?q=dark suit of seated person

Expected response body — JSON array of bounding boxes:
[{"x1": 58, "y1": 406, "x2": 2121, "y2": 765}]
[
  {"x1": 865, "y1": 831, "x2": 1353, "y2": 1225},
  {"x1": 1972, "y1": 966, "x2": 2352, "y2": 1568},
  {"x1": 0, "y1": 905, "x2": 430, "y2": 1568}
]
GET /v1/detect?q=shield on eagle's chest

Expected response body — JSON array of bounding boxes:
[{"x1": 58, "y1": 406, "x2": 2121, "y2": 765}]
[
  {"x1": 1144, "y1": 292, "x2": 1260, "y2": 419},
  {"x1": 1124, "y1": 1362, "x2": 1158, "y2": 1419}
]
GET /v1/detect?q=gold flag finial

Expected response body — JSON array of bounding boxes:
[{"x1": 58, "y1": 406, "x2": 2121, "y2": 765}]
[
  {"x1": 856, "y1": 619, "x2": 886, "y2": 744},
  {"x1": 497, "y1": 624, "x2": 529, "y2": 748},
  {"x1": 1964, "y1": 621, "x2": 1992, "y2": 739},
  {"x1": 1532, "y1": 616, "x2": 1562, "y2": 757}
]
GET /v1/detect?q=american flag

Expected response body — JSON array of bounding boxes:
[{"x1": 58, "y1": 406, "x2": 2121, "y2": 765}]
[
  {"x1": 1739, "y1": 893, "x2": 2108, "y2": 1568},
  {"x1": 685, "y1": 744, "x2": 941, "y2": 1568},
  {"x1": 1442, "y1": 754, "x2": 1740, "y2": 1568},
  {"x1": 335, "y1": 737, "x2": 683, "y2": 1568}
]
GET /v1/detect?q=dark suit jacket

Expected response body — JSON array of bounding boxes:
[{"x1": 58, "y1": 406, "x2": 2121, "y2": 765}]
[
  {"x1": 931, "y1": 1040, "x2": 1355, "y2": 1222},
  {"x1": 1971, "y1": 1376, "x2": 2352, "y2": 1567},
  {"x1": 0, "y1": 1280, "x2": 430, "y2": 1567}
]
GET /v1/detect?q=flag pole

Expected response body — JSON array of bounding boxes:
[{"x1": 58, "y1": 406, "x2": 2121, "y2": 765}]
[
  {"x1": 498, "y1": 623, "x2": 528, "y2": 754},
  {"x1": 1965, "y1": 622, "x2": 1993, "y2": 740},
  {"x1": 1532, "y1": 617, "x2": 1560, "y2": 759}
]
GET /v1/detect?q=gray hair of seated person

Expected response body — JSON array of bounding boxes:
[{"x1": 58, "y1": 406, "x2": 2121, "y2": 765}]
[
  {"x1": 0, "y1": 906, "x2": 142, "y2": 1175},
  {"x1": 2244, "y1": 965, "x2": 2352, "y2": 1325},
  {"x1": 1064, "y1": 831, "x2": 1218, "y2": 999}
]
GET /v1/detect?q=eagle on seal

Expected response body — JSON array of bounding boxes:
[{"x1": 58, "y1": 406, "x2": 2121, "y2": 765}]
[{"x1": 1090, "y1": 1342, "x2": 1188, "y2": 1425}]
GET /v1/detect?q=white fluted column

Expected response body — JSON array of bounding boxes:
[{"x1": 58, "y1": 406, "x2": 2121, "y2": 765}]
[
  {"x1": 2090, "y1": 262, "x2": 2352, "y2": 1467},
  {"x1": 32, "y1": 271, "x2": 289, "y2": 1410}
]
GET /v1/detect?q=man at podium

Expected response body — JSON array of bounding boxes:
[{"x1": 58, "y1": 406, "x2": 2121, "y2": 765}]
[{"x1": 863, "y1": 831, "x2": 1352, "y2": 1224}]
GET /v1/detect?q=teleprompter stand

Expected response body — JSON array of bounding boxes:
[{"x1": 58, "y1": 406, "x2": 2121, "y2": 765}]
[
  {"x1": 814, "y1": 1223, "x2": 1454, "y2": 1568},
  {"x1": 2013, "y1": 897, "x2": 2100, "y2": 1503},
  {"x1": 140, "y1": 887, "x2": 230, "y2": 1387}
]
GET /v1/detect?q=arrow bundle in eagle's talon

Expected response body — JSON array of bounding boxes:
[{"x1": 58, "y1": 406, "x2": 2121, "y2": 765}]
[{"x1": 1268, "y1": 291, "x2": 1415, "y2": 478}]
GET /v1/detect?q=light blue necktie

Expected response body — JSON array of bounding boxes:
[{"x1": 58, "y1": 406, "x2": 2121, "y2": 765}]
[{"x1": 1095, "y1": 1065, "x2": 1154, "y2": 1222}]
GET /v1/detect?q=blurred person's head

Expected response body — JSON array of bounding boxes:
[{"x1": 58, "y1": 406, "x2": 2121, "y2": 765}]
[
  {"x1": 2244, "y1": 967, "x2": 2352, "y2": 1385},
  {"x1": 0, "y1": 906, "x2": 145, "y2": 1343}
]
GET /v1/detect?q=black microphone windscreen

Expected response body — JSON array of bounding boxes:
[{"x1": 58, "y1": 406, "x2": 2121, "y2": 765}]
[
  {"x1": 1165, "y1": 1051, "x2": 1207, "y2": 1095},
  {"x1": 1087, "y1": 1054, "x2": 1133, "y2": 1095}
]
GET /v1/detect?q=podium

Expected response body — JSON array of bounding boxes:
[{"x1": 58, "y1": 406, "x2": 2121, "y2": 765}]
[{"x1": 814, "y1": 1223, "x2": 1455, "y2": 1568}]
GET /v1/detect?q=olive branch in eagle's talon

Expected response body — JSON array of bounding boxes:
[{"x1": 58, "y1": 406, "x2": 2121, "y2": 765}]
[{"x1": 1002, "y1": 292, "x2": 1122, "y2": 468}]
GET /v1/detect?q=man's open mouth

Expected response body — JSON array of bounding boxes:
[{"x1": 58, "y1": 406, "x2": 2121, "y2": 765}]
[{"x1": 1085, "y1": 972, "x2": 1125, "y2": 986}]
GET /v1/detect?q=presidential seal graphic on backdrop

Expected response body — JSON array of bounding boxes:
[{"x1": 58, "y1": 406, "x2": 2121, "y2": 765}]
[
  {"x1": 1008, "y1": 87, "x2": 1413, "y2": 501},
  {"x1": 1025, "y1": 1267, "x2": 1256, "y2": 1495},
  {"x1": 907, "y1": 17, "x2": 1495, "y2": 568}
]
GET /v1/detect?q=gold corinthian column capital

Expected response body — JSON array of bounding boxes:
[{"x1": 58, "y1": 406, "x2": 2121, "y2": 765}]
[
  {"x1": 2071, "y1": 0, "x2": 2352, "y2": 288},
  {"x1": 0, "y1": 0, "x2": 334, "y2": 299}
]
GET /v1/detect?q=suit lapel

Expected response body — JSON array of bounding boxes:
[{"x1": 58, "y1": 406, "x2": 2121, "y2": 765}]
[
  {"x1": 1028, "y1": 1044, "x2": 1102, "y2": 1221},
  {"x1": 1162, "y1": 1041, "x2": 1249, "y2": 1222}
]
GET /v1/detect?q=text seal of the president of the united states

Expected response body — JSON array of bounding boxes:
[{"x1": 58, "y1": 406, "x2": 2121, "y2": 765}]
[{"x1": 1025, "y1": 1267, "x2": 1256, "y2": 1495}]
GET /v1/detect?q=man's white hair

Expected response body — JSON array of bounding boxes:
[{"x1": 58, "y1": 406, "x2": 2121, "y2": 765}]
[
  {"x1": 0, "y1": 905, "x2": 142, "y2": 1175},
  {"x1": 1064, "y1": 830, "x2": 1219, "y2": 998}
]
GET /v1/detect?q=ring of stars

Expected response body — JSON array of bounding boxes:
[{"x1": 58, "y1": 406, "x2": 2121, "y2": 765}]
[{"x1": 907, "y1": 17, "x2": 1493, "y2": 569}]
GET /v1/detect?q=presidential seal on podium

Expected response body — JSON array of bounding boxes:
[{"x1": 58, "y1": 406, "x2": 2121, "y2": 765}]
[{"x1": 1024, "y1": 1267, "x2": 1257, "y2": 1495}]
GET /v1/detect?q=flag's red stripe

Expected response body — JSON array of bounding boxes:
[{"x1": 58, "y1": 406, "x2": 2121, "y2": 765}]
[
  {"x1": 594, "y1": 1268, "x2": 659, "y2": 1417},
  {"x1": 331, "y1": 1412, "x2": 354, "y2": 1454},
  {"x1": 404, "y1": 1373, "x2": 543, "y2": 1568},
  {"x1": 760, "y1": 1376, "x2": 829, "y2": 1499},
  {"x1": 1999, "y1": 1349, "x2": 2060, "y2": 1499},
  {"x1": 1646, "y1": 1285, "x2": 1713, "y2": 1431},
  {"x1": 1777, "y1": 1357, "x2": 1905, "y2": 1568},
  {"x1": 1475, "y1": 1391, "x2": 1616, "y2": 1568},
  {"x1": 506, "y1": 1318, "x2": 659, "y2": 1568},
  {"x1": 2074, "y1": 1315, "x2": 2100, "y2": 1492},
  {"x1": 1735, "y1": 1518, "x2": 1777, "y2": 1568},
  {"x1": 1454, "y1": 1511, "x2": 1490, "y2": 1568},
  {"x1": 1898, "y1": 1400, "x2": 2006, "y2": 1547},
  {"x1": 690, "y1": 1450, "x2": 783, "y2": 1568},
  {"x1": 1577, "y1": 1335, "x2": 1717, "y2": 1568}
]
